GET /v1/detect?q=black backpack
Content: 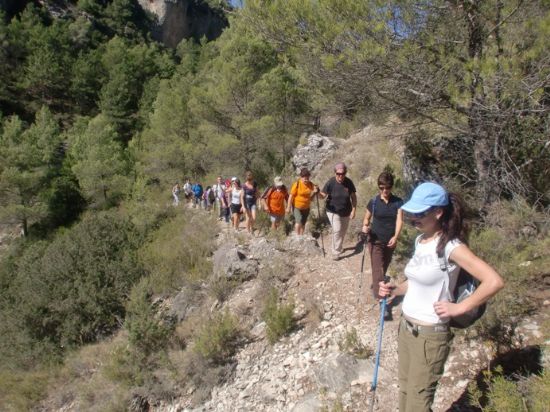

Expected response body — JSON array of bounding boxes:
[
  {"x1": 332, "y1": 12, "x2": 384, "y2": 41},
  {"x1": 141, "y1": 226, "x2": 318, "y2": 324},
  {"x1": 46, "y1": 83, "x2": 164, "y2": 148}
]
[{"x1": 437, "y1": 250, "x2": 486, "y2": 328}]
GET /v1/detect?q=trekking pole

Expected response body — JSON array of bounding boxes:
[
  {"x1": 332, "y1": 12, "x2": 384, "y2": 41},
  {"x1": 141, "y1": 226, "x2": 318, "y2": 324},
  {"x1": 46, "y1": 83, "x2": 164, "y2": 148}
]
[
  {"x1": 369, "y1": 275, "x2": 390, "y2": 412},
  {"x1": 357, "y1": 234, "x2": 368, "y2": 306},
  {"x1": 315, "y1": 194, "x2": 325, "y2": 258}
]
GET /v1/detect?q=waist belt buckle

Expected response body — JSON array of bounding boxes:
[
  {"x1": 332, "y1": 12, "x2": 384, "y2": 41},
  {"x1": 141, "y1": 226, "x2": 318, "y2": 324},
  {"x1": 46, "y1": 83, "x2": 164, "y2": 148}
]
[
  {"x1": 434, "y1": 325, "x2": 448, "y2": 333},
  {"x1": 405, "y1": 320, "x2": 419, "y2": 337}
]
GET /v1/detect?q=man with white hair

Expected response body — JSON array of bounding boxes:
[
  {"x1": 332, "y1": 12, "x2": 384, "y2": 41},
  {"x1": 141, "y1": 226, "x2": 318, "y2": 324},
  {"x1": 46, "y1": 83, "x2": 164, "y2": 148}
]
[{"x1": 319, "y1": 162, "x2": 357, "y2": 260}]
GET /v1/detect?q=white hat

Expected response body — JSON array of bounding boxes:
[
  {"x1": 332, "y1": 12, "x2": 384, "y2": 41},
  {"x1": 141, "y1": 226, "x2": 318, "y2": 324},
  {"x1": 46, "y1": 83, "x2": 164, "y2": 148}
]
[
  {"x1": 231, "y1": 176, "x2": 237, "y2": 182},
  {"x1": 274, "y1": 176, "x2": 284, "y2": 187}
]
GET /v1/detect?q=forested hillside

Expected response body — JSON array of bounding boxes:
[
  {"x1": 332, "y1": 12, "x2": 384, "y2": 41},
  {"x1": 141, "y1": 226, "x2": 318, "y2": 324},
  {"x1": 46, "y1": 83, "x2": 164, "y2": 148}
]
[{"x1": 0, "y1": 1, "x2": 548, "y2": 410}]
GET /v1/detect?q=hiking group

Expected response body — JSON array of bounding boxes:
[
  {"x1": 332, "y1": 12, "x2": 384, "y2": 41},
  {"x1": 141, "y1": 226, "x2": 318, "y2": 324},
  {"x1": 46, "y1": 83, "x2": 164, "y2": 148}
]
[{"x1": 172, "y1": 165, "x2": 504, "y2": 412}]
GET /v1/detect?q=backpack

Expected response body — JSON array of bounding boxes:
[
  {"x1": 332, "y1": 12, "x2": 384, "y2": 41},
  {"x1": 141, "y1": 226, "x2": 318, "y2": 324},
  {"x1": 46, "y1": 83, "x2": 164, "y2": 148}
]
[
  {"x1": 437, "y1": 250, "x2": 486, "y2": 328},
  {"x1": 208, "y1": 188, "x2": 216, "y2": 203}
]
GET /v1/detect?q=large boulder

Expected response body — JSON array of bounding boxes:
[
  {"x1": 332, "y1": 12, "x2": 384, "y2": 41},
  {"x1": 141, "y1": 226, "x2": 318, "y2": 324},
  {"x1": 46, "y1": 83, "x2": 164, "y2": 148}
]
[
  {"x1": 292, "y1": 133, "x2": 336, "y2": 174},
  {"x1": 212, "y1": 243, "x2": 259, "y2": 281}
]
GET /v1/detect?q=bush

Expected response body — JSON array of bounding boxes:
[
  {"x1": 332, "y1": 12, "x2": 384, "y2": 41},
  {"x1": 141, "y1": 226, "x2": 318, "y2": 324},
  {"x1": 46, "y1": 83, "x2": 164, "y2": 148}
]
[
  {"x1": 337, "y1": 328, "x2": 372, "y2": 359},
  {"x1": 469, "y1": 367, "x2": 550, "y2": 412},
  {"x1": 138, "y1": 210, "x2": 217, "y2": 294},
  {"x1": 262, "y1": 288, "x2": 295, "y2": 344},
  {"x1": 0, "y1": 368, "x2": 54, "y2": 411},
  {"x1": 193, "y1": 311, "x2": 241, "y2": 365},
  {"x1": 0, "y1": 211, "x2": 144, "y2": 367},
  {"x1": 125, "y1": 278, "x2": 175, "y2": 356}
]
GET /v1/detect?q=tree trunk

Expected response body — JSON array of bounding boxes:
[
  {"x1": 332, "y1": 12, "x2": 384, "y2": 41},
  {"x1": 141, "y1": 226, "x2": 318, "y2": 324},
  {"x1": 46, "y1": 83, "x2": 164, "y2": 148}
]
[{"x1": 463, "y1": 0, "x2": 499, "y2": 208}]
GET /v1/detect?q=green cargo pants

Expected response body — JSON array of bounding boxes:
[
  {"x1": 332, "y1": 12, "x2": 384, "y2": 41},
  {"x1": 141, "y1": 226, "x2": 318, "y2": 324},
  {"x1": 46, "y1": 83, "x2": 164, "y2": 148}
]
[{"x1": 398, "y1": 318, "x2": 453, "y2": 412}]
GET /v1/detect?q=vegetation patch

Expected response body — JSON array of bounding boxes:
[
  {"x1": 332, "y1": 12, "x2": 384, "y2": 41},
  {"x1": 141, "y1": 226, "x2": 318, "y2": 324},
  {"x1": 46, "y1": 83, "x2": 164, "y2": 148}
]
[
  {"x1": 193, "y1": 311, "x2": 242, "y2": 365},
  {"x1": 262, "y1": 288, "x2": 296, "y2": 344}
]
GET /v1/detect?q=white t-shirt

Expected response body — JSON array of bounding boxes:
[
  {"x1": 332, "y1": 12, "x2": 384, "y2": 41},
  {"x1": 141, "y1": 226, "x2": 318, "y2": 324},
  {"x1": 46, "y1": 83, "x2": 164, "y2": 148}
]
[
  {"x1": 213, "y1": 183, "x2": 226, "y2": 199},
  {"x1": 231, "y1": 188, "x2": 243, "y2": 205},
  {"x1": 402, "y1": 235, "x2": 462, "y2": 324}
]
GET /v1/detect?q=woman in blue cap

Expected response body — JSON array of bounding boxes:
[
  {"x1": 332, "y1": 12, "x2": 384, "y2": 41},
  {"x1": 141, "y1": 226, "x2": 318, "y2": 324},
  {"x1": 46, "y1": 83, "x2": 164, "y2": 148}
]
[{"x1": 379, "y1": 182, "x2": 504, "y2": 412}]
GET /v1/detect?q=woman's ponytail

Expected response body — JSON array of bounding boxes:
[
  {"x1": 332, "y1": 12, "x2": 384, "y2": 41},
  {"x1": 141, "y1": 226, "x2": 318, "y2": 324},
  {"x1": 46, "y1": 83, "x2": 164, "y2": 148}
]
[{"x1": 437, "y1": 192, "x2": 468, "y2": 254}]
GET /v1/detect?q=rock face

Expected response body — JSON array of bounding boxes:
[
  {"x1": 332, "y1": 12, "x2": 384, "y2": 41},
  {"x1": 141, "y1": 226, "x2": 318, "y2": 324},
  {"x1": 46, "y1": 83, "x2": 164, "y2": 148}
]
[
  {"x1": 292, "y1": 134, "x2": 336, "y2": 174},
  {"x1": 137, "y1": 0, "x2": 227, "y2": 48}
]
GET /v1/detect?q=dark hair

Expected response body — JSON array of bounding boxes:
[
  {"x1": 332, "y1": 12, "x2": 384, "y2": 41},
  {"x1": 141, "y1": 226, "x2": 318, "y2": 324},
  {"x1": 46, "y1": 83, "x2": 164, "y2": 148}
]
[
  {"x1": 377, "y1": 172, "x2": 394, "y2": 187},
  {"x1": 300, "y1": 168, "x2": 310, "y2": 177},
  {"x1": 245, "y1": 171, "x2": 253, "y2": 180},
  {"x1": 436, "y1": 192, "x2": 469, "y2": 254},
  {"x1": 234, "y1": 179, "x2": 241, "y2": 187}
]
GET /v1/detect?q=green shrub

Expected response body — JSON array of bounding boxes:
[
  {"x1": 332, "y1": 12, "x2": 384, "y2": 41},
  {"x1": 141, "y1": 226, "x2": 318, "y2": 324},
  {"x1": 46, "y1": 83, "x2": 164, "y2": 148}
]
[
  {"x1": 0, "y1": 368, "x2": 54, "y2": 411},
  {"x1": 138, "y1": 210, "x2": 217, "y2": 294},
  {"x1": 104, "y1": 344, "x2": 147, "y2": 387},
  {"x1": 207, "y1": 276, "x2": 239, "y2": 303},
  {"x1": 125, "y1": 278, "x2": 175, "y2": 356},
  {"x1": 0, "y1": 211, "x2": 144, "y2": 368},
  {"x1": 526, "y1": 370, "x2": 550, "y2": 412},
  {"x1": 337, "y1": 328, "x2": 373, "y2": 359},
  {"x1": 193, "y1": 311, "x2": 241, "y2": 365},
  {"x1": 469, "y1": 366, "x2": 550, "y2": 412},
  {"x1": 262, "y1": 288, "x2": 295, "y2": 344}
]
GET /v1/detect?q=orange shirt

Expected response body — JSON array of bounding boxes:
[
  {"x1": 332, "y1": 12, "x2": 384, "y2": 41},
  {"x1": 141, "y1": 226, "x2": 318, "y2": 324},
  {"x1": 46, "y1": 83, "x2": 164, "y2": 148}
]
[
  {"x1": 290, "y1": 179, "x2": 314, "y2": 210},
  {"x1": 266, "y1": 187, "x2": 288, "y2": 216}
]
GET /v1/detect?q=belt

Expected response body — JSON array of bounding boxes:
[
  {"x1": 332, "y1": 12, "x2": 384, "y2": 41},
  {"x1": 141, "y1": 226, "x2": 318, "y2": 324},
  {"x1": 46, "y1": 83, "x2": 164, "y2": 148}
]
[{"x1": 401, "y1": 318, "x2": 449, "y2": 336}]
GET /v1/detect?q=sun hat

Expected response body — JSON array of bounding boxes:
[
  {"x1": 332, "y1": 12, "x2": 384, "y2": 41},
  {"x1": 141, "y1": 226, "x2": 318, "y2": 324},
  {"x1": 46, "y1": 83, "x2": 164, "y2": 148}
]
[
  {"x1": 401, "y1": 182, "x2": 449, "y2": 213},
  {"x1": 231, "y1": 176, "x2": 237, "y2": 182},
  {"x1": 273, "y1": 176, "x2": 284, "y2": 187}
]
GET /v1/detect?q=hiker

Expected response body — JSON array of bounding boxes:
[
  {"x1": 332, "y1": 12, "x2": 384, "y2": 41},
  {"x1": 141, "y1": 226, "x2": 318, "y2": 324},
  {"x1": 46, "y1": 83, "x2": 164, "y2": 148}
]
[
  {"x1": 261, "y1": 176, "x2": 288, "y2": 230},
  {"x1": 378, "y1": 182, "x2": 504, "y2": 412},
  {"x1": 319, "y1": 162, "x2": 357, "y2": 260},
  {"x1": 227, "y1": 177, "x2": 243, "y2": 230},
  {"x1": 242, "y1": 171, "x2": 259, "y2": 234},
  {"x1": 213, "y1": 176, "x2": 227, "y2": 220},
  {"x1": 192, "y1": 182, "x2": 203, "y2": 208},
  {"x1": 214, "y1": 176, "x2": 229, "y2": 222},
  {"x1": 286, "y1": 168, "x2": 319, "y2": 236},
  {"x1": 361, "y1": 171, "x2": 403, "y2": 320},
  {"x1": 172, "y1": 182, "x2": 181, "y2": 206},
  {"x1": 203, "y1": 186, "x2": 215, "y2": 210},
  {"x1": 183, "y1": 179, "x2": 193, "y2": 204}
]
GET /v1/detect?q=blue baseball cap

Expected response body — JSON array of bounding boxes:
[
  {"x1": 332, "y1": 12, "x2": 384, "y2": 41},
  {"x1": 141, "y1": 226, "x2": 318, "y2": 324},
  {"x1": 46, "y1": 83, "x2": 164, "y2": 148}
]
[{"x1": 402, "y1": 182, "x2": 449, "y2": 213}]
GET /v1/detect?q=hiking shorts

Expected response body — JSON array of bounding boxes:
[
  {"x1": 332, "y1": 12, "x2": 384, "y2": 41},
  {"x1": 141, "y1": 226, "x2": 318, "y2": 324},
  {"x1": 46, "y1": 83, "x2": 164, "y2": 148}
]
[
  {"x1": 244, "y1": 201, "x2": 257, "y2": 212},
  {"x1": 270, "y1": 214, "x2": 284, "y2": 223},
  {"x1": 293, "y1": 207, "x2": 310, "y2": 225},
  {"x1": 230, "y1": 203, "x2": 242, "y2": 214}
]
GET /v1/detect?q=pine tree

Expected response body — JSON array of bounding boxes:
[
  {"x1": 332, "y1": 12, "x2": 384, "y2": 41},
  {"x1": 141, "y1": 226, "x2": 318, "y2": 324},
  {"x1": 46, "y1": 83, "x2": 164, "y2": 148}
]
[
  {"x1": 0, "y1": 107, "x2": 61, "y2": 236},
  {"x1": 68, "y1": 115, "x2": 130, "y2": 207}
]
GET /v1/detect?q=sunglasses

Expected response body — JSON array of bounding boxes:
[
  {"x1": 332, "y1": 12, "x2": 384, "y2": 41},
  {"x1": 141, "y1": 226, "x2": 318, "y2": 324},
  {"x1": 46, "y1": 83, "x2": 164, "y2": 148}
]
[
  {"x1": 404, "y1": 208, "x2": 434, "y2": 220},
  {"x1": 336, "y1": 172, "x2": 346, "y2": 176}
]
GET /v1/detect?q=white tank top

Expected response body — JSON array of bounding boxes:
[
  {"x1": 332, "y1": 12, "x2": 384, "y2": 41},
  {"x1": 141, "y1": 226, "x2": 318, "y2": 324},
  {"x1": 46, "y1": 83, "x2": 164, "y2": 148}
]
[
  {"x1": 231, "y1": 188, "x2": 242, "y2": 205},
  {"x1": 402, "y1": 235, "x2": 461, "y2": 324}
]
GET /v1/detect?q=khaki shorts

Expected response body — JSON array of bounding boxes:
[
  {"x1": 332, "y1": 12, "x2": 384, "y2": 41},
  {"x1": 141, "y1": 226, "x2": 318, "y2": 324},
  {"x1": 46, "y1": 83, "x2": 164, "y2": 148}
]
[{"x1": 293, "y1": 207, "x2": 310, "y2": 225}]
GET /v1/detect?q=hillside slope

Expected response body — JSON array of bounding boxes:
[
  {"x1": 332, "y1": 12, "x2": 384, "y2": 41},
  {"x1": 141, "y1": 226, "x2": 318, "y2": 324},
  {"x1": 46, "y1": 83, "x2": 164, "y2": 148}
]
[{"x1": 153, "y1": 124, "x2": 549, "y2": 411}]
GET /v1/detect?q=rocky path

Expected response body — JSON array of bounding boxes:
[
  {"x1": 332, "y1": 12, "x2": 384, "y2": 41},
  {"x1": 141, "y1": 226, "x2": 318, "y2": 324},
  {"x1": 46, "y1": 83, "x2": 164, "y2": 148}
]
[{"x1": 158, "y1": 221, "x2": 511, "y2": 412}]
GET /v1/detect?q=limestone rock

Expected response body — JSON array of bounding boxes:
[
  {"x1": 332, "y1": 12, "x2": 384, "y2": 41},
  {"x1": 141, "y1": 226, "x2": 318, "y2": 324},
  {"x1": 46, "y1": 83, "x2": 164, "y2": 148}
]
[
  {"x1": 137, "y1": 0, "x2": 227, "y2": 48},
  {"x1": 292, "y1": 134, "x2": 336, "y2": 174},
  {"x1": 213, "y1": 243, "x2": 259, "y2": 281}
]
